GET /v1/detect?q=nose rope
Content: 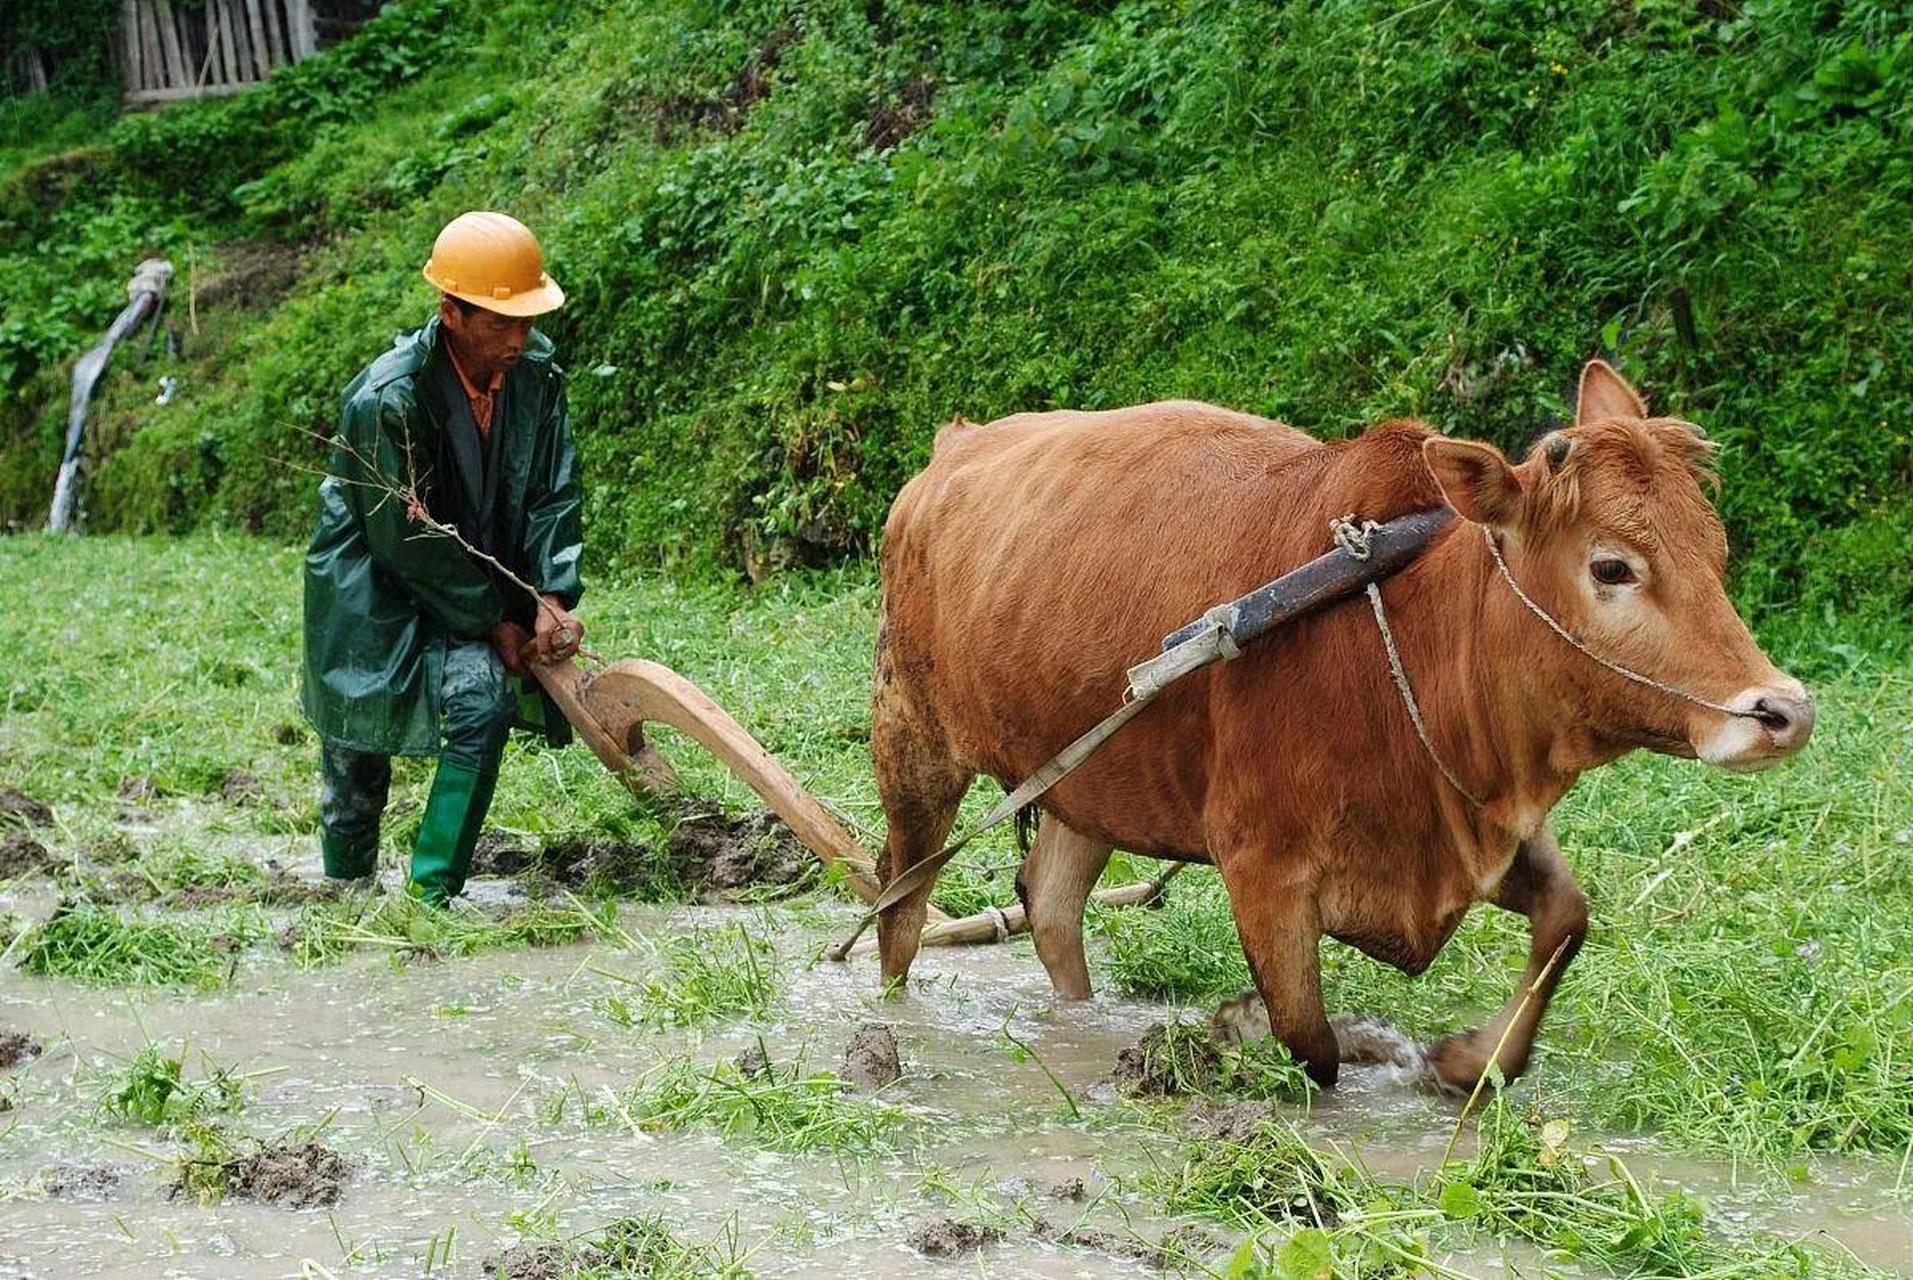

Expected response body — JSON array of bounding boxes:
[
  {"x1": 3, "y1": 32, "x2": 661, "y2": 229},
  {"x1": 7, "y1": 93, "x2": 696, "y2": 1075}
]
[
  {"x1": 1480, "y1": 527, "x2": 1758, "y2": 720},
  {"x1": 1363, "y1": 580, "x2": 1487, "y2": 807}
]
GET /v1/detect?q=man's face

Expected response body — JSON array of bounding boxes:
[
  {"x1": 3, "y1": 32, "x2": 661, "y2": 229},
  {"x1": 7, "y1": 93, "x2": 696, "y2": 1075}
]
[{"x1": 440, "y1": 298, "x2": 533, "y2": 379}]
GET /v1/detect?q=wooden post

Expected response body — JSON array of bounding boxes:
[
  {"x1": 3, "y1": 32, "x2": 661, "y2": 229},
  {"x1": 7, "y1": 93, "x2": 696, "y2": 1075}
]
[
  {"x1": 261, "y1": 0, "x2": 288, "y2": 69},
  {"x1": 120, "y1": 1, "x2": 142, "y2": 90},
  {"x1": 214, "y1": 0, "x2": 239, "y2": 85},
  {"x1": 242, "y1": 0, "x2": 270, "y2": 76},
  {"x1": 156, "y1": 1, "x2": 188, "y2": 90},
  {"x1": 287, "y1": 0, "x2": 314, "y2": 60},
  {"x1": 140, "y1": 1, "x2": 164, "y2": 94}
]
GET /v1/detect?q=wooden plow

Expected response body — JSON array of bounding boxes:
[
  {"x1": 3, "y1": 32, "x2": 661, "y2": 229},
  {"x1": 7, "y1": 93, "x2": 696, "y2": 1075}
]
[{"x1": 531, "y1": 658, "x2": 1177, "y2": 951}]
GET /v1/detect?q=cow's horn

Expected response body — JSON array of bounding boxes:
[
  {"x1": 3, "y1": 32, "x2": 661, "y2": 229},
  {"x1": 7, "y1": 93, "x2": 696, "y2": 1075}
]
[{"x1": 1544, "y1": 433, "x2": 1572, "y2": 471}]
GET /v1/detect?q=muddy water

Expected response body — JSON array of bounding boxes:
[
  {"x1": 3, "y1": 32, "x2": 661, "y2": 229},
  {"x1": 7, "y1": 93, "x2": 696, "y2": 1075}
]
[{"x1": 1, "y1": 888, "x2": 1908, "y2": 1278}]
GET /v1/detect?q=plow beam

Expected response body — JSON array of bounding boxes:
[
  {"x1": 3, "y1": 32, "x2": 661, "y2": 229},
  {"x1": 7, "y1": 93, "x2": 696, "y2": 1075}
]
[{"x1": 533, "y1": 657, "x2": 919, "y2": 916}]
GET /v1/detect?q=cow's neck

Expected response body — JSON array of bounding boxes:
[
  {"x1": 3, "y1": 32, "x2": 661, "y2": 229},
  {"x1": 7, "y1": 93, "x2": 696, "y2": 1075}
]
[{"x1": 1391, "y1": 525, "x2": 1608, "y2": 854}]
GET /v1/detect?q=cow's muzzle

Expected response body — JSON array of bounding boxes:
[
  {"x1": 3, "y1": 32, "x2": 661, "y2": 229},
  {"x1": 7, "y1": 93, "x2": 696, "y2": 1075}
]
[{"x1": 1696, "y1": 680, "x2": 1816, "y2": 772}]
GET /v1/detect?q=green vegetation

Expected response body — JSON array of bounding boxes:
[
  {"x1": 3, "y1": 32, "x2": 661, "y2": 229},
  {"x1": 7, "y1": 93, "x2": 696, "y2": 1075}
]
[
  {"x1": 602, "y1": 921, "x2": 779, "y2": 1029},
  {"x1": 1, "y1": 0, "x2": 1908, "y2": 641},
  {"x1": 282, "y1": 891, "x2": 615, "y2": 966},
  {"x1": 96, "y1": 1040, "x2": 249, "y2": 1128},
  {"x1": 17, "y1": 901, "x2": 259, "y2": 989},
  {"x1": 605, "y1": 1052, "x2": 900, "y2": 1155},
  {"x1": 485, "y1": 1216, "x2": 756, "y2": 1280},
  {"x1": 1158, "y1": 1101, "x2": 1891, "y2": 1279}
]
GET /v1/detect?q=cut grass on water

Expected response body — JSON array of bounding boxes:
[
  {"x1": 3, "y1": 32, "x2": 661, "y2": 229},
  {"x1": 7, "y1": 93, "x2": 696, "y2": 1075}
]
[
  {"x1": 600, "y1": 922, "x2": 778, "y2": 1030},
  {"x1": 17, "y1": 901, "x2": 260, "y2": 989},
  {"x1": 282, "y1": 892, "x2": 616, "y2": 966},
  {"x1": 600, "y1": 1053, "x2": 900, "y2": 1156},
  {"x1": 96, "y1": 1041, "x2": 254, "y2": 1129},
  {"x1": 489, "y1": 1215, "x2": 756, "y2": 1280}
]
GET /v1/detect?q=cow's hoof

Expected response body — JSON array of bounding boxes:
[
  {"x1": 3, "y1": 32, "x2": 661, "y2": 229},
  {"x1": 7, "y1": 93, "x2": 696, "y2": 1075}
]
[{"x1": 1420, "y1": 1030, "x2": 1495, "y2": 1098}]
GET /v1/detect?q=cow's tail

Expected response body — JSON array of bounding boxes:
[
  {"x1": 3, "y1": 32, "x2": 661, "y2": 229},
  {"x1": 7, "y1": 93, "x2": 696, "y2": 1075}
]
[{"x1": 1012, "y1": 801, "x2": 1039, "y2": 856}]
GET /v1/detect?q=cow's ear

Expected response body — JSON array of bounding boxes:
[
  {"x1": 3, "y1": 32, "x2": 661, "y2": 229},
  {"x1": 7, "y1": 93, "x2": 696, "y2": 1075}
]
[
  {"x1": 1576, "y1": 359, "x2": 1648, "y2": 424},
  {"x1": 1423, "y1": 437, "x2": 1524, "y2": 527}
]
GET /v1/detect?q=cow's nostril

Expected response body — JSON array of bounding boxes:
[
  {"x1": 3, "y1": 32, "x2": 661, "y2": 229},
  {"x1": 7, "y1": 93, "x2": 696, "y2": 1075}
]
[{"x1": 1752, "y1": 698, "x2": 1790, "y2": 731}]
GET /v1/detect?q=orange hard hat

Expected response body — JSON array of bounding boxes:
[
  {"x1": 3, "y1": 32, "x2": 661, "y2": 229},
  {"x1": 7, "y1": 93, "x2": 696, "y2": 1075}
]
[{"x1": 421, "y1": 211, "x2": 564, "y2": 317}]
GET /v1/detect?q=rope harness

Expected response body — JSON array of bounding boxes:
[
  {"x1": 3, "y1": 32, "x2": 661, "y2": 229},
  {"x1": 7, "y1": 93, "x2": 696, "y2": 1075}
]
[{"x1": 828, "y1": 505, "x2": 1762, "y2": 961}]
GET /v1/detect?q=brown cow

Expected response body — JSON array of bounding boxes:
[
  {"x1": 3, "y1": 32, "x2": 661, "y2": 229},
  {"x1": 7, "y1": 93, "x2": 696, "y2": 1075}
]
[{"x1": 871, "y1": 361, "x2": 1813, "y2": 1092}]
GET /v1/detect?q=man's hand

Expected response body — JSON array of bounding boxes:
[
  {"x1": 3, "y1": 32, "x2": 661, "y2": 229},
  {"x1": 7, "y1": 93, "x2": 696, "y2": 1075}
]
[
  {"x1": 531, "y1": 595, "x2": 583, "y2": 665},
  {"x1": 491, "y1": 620, "x2": 533, "y2": 676}
]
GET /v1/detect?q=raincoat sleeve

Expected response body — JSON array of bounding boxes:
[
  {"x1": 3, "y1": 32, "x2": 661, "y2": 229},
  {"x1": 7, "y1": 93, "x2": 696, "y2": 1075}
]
[
  {"x1": 340, "y1": 386, "x2": 505, "y2": 639},
  {"x1": 522, "y1": 374, "x2": 584, "y2": 608}
]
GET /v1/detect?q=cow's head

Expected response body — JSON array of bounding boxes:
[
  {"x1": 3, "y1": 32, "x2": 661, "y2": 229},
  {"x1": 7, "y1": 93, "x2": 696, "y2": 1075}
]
[{"x1": 1422, "y1": 360, "x2": 1813, "y2": 772}]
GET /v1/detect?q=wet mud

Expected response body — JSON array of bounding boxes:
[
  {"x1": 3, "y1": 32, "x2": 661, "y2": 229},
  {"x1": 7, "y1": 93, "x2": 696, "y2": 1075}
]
[
  {"x1": 199, "y1": 1141, "x2": 350, "y2": 1209},
  {"x1": 906, "y1": 1217, "x2": 1004, "y2": 1258},
  {"x1": 0, "y1": 788, "x2": 52, "y2": 827},
  {"x1": 0, "y1": 829, "x2": 57, "y2": 880},
  {"x1": 0, "y1": 1028, "x2": 42, "y2": 1068},
  {"x1": 470, "y1": 803, "x2": 809, "y2": 901},
  {"x1": 840, "y1": 1022, "x2": 902, "y2": 1091}
]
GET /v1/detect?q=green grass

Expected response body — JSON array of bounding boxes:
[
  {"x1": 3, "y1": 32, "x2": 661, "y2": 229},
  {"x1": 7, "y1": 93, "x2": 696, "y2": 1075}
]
[
  {"x1": 1154, "y1": 1101, "x2": 1893, "y2": 1280},
  {"x1": 15, "y1": 900, "x2": 260, "y2": 989},
  {"x1": 281, "y1": 891, "x2": 615, "y2": 967},
  {"x1": 600, "y1": 921, "x2": 780, "y2": 1029},
  {"x1": 96, "y1": 1040, "x2": 249, "y2": 1129},
  {"x1": 600, "y1": 1052, "x2": 900, "y2": 1156}
]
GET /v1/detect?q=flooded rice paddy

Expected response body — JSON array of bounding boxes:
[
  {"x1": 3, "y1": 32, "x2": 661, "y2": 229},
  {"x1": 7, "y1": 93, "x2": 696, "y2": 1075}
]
[{"x1": 1, "y1": 835, "x2": 1907, "y2": 1279}]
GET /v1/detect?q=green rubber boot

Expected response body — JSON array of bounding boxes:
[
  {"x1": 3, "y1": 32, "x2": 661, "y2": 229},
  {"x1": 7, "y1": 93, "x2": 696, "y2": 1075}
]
[
  {"x1": 456, "y1": 762, "x2": 501, "y2": 869},
  {"x1": 409, "y1": 759, "x2": 486, "y2": 906}
]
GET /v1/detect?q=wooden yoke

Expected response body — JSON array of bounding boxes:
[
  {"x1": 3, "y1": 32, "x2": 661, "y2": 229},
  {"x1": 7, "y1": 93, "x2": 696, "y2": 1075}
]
[{"x1": 532, "y1": 657, "x2": 910, "y2": 914}]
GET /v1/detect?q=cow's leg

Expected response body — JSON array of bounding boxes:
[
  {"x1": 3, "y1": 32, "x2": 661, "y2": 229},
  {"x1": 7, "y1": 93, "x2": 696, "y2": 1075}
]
[
  {"x1": 1014, "y1": 815, "x2": 1112, "y2": 1000},
  {"x1": 870, "y1": 705, "x2": 971, "y2": 989},
  {"x1": 1423, "y1": 824, "x2": 1588, "y2": 1094},
  {"x1": 1213, "y1": 858, "x2": 1338, "y2": 1087}
]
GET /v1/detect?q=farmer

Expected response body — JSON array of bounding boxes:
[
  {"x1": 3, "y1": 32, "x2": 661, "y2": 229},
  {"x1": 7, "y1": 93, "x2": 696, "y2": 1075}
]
[{"x1": 300, "y1": 210, "x2": 584, "y2": 904}]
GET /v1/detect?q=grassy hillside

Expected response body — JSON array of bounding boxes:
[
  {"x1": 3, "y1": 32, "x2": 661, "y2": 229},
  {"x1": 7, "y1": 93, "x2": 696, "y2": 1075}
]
[{"x1": 1, "y1": 0, "x2": 1908, "y2": 640}]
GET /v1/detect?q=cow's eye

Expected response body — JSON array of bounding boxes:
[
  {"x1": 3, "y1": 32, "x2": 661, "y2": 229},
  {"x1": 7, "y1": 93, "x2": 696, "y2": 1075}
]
[{"x1": 1590, "y1": 558, "x2": 1636, "y2": 586}]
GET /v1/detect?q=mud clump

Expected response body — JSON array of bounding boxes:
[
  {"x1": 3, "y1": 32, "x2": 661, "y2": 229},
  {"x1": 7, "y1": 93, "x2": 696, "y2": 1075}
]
[
  {"x1": 1112, "y1": 1021, "x2": 1225, "y2": 1097},
  {"x1": 225, "y1": 1142, "x2": 349, "y2": 1208},
  {"x1": 42, "y1": 1163, "x2": 121, "y2": 1202},
  {"x1": 907, "y1": 1218, "x2": 1004, "y2": 1258},
  {"x1": 0, "y1": 1029, "x2": 44, "y2": 1068},
  {"x1": 0, "y1": 787, "x2": 52, "y2": 827},
  {"x1": 734, "y1": 1041, "x2": 770, "y2": 1080},
  {"x1": 217, "y1": 770, "x2": 263, "y2": 803},
  {"x1": 667, "y1": 807, "x2": 809, "y2": 898},
  {"x1": 484, "y1": 1243, "x2": 568, "y2": 1280},
  {"x1": 0, "y1": 829, "x2": 56, "y2": 879},
  {"x1": 473, "y1": 804, "x2": 810, "y2": 901},
  {"x1": 841, "y1": 1022, "x2": 901, "y2": 1091}
]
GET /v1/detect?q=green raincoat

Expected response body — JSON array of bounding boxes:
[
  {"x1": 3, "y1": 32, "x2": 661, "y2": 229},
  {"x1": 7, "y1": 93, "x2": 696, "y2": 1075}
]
[{"x1": 301, "y1": 316, "x2": 582, "y2": 755}]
